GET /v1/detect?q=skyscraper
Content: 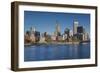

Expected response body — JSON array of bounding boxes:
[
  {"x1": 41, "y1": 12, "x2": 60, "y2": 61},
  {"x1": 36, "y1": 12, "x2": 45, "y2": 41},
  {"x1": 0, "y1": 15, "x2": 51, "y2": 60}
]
[
  {"x1": 69, "y1": 30, "x2": 73, "y2": 37},
  {"x1": 73, "y1": 20, "x2": 79, "y2": 35},
  {"x1": 30, "y1": 27, "x2": 36, "y2": 43},
  {"x1": 83, "y1": 32, "x2": 89, "y2": 41},
  {"x1": 56, "y1": 24, "x2": 60, "y2": 33},
  {"x1": 77, "y1": 26, "x2": 84, "y2": 33},
  {"x1": 30, "y1": 26, "x2": 36, "y2": 34},
  {"x1": 55, "y1": 21, "x2": 61, "y2": 36}
]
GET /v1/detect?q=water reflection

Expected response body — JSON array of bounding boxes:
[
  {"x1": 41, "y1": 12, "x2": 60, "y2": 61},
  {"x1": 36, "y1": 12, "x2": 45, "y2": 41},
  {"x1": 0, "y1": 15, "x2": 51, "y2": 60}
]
[{"x1": 24, "y1": 43, "x2": 90, "y2": 61}]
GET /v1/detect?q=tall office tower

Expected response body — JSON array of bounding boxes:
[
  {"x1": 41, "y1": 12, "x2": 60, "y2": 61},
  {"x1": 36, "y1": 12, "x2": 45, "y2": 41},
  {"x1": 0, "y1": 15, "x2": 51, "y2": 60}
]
[
  {"x1": 73, "y1": 20, "x2": 79, "y2": 35},
  {"x1": 56, "y1": 24, "x2": 60, "y2": 33},
  {"x1": 55, "y1": 21, "x2": 61, "y2": 36},
  {"x1": 30, "y1": 26, "x2": 36, "y2": 34},
  {"x1": 83, "y1": 32, "x2": 89, "y2": 41},
  {"x1": 30, "y1": 26, "x2": 36, "y2": 42},
  {"x1": 77, "y1": 26, "x2": 84, "y2": 41},
  {"x1": 69, "y1": 30, "x2": 73, "y2": 37},
  {"x1": 77, "y1": 26, "x2": 84, "y2": 33}
]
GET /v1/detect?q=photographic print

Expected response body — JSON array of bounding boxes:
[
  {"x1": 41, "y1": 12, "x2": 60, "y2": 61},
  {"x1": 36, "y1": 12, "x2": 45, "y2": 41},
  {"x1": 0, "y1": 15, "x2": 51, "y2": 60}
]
[
  {"x1": 24, "y1": 11, "x2": 90, "y2": 61},
  {"x1": 11, "y1": 1, "x2": 97, "y2": 71}
]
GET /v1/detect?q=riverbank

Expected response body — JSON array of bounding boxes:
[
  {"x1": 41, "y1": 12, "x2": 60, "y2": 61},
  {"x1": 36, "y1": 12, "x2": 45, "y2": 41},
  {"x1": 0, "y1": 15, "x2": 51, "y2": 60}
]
[{"x1": 24, "y1": 41, "x2": 90, "y2": 46}]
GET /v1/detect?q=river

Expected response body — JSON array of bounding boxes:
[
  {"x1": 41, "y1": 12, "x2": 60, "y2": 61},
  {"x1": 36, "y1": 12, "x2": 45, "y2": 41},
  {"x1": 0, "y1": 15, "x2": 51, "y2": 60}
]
[{"x1": 24, "y1": 43, "x2": 90, "y2": 61}]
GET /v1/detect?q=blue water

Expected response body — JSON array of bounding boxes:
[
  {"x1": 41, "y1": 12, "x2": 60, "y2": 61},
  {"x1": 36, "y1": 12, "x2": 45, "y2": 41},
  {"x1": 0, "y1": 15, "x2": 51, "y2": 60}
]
[{"x1": 24, "y1": 43, "x2": 90, "y2": 61}]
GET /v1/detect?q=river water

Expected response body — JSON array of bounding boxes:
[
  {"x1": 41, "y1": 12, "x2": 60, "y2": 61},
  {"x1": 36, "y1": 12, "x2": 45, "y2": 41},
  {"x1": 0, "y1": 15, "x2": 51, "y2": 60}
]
[{"x1": 24, "y1": 43, "x2": 90, "y2": 61}]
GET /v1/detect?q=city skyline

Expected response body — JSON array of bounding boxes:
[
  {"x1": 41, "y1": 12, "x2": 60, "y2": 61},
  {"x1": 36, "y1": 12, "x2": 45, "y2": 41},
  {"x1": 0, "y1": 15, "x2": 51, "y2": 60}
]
[{"x1": 24, "y1": 11, "x2": 90, "y2": 35}]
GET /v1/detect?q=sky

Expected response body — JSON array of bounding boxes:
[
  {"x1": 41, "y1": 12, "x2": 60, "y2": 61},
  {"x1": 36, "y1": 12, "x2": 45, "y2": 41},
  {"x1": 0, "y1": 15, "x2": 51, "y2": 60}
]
[{"x1": 24, "y1": 11, "x2": 90, "y2": 35}]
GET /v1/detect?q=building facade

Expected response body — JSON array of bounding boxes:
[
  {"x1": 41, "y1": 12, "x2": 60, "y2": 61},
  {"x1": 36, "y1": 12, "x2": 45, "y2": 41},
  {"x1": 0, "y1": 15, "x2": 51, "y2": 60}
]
[{"x1": 73, "y1": 20, "x2": 79, "y2": 35}]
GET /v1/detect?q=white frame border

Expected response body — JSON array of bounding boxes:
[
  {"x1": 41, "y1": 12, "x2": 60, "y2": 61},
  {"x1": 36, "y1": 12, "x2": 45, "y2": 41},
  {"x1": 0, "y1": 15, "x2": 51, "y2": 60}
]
[{"x1": 18, "y1": 5, "x2": 96, "y2": 68}]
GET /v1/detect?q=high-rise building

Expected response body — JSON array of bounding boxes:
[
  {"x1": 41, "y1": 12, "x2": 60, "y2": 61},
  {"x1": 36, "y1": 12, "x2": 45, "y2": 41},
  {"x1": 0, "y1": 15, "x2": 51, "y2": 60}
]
[
  {"x1": 73, "y1": 20, "x2": 79, "y2": 35},
  {"x1": 56, "y1": 24, "x2": 60, "y2": 33},
  {"x1": 24, "y1": 31, "x2": 31, "y2": 44},
  {"x1": 39, "y1": 33, "x2": 46, "y2": 43},
  {"x1": 69, "y1": 30, "x2": 73, "y2": 37},
  {"x1": 55, "y1": 21, "x2": 61, "y2": 36},
  {"x1": 77, "y1": 26, "x2": 87, "y2": 41},
  {"x1": 83, "y1": 32, "x2": 89, "y2": 41},
  {"x1": 35, "y1": 31, "x2": 40, "y2": 42},
  {"x1": 29, "y1": 26, "x2": 40, "y2": 42},
  {"x1": 77, "y1": 26, "x2": 84, "y2": 33},
  {"x1": 30, "y1": 33, "x2": 35, "y2": 43},
  {"x1": 30, "y1": 27, "x2": 36, "y2": 43},
  {"x1": 30, "y1": 26, "x2": 36, "y2": 34}
]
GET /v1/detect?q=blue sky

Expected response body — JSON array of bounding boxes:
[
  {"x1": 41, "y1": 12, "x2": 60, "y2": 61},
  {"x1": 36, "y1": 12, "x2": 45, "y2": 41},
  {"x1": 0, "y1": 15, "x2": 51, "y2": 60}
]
[{"x1": 24, "y1": 11, "x2": 90, "y2": 35}]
